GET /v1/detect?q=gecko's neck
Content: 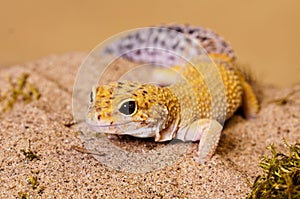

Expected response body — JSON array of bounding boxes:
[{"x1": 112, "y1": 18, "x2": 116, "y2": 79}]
[{"x1": 156, "y1": 87, "x2": 181, "y2": 129}]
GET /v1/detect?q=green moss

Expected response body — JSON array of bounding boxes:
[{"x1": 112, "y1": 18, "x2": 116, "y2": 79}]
[
  {"x1": 20, "y1": 149, "x2": 40, "y2": 161},
  {"x1": 269, "y1": 88, "x2": 300, "y2": 106},
  {"x1": 20, "y1": 140, "x2": 40, "y2": 161},
  {"x1": 247, "y1": 141, "x2": 300, "y2": 199},
  {"x1": 28, "y1": 176, "x2": 38, "y2": 190},
  {"x1": 37, "y1": 186, "x2": 45, "y2": 195},
  {"x1": 29, "y1": 173, "x2": 45, "y2": 195},
  {"x1": 18, "y1": 191, "x2": 29, "y2": 199},
  {"x1": 74, "y1": 131, "x2": 80, "y2": 137},
  {"x1": 0, "y1": 73, "x2": 40, "y2": 113}
]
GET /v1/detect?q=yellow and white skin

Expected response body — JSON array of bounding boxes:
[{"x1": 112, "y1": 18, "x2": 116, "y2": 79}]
[{"x1": 86, "y1": 25, "x2": 259, "y2": 163}]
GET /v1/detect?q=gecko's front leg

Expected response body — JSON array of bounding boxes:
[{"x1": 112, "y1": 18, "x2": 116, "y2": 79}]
[{"x1": 176, "y1": 119, "x2": 223, "y2": 163}]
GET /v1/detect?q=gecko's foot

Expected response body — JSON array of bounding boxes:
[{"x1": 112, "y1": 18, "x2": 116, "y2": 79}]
[
  {"x1": 106, "y1": 134, "x2": 124, "y2": 139},
  {"x1": 196, "y1": 119, "x2": 223, "y2": 164},
  {"x1": 178, "y1": 119, "x2": 223, "y2": 164}
]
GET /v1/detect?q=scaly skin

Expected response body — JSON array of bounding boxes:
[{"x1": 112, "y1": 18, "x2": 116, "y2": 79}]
[
  {"x1": 86, "y1": 25, "x2": 259, "y2": 162},
  {"x1": 103, "y1": 24, "x2": 235, "y2": 66}
]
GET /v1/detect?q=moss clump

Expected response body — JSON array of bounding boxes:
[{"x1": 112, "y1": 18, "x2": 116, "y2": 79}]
[
  {"x1": 37, "y1": 186, "x2": 45, "y2": 195},
  {"x1": 0, "y1": 73, "x2": 40, "y2": 113},
  {"x1": 18, "y1": 191, "x2": 29, "y2": 199},
  {"x1": 268, "y1": 88, "x2": 300, "y2": 106},
  {"x1": 247, "y1": 141, "x2": 300, "y2": 199},
  {"x1": 20, "y1": 149, "x2": 40, "y2": 161},
  {"x1": 20, "y1": 140, "x2": 40, "y2": 161},
  {"x1": 28, "y1": 175, "x2": 38, "y2": 189}
]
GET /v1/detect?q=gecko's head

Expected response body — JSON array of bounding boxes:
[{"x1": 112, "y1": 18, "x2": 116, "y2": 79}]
[{"x1": 86, "y1": 81, "x2": 179, "y2": 138}]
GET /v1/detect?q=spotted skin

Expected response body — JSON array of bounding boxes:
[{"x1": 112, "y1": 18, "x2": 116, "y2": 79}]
[
  {"x1": 103, "y1": 24, "x2": 235, "y2": 66},
  {"x1": 87, "y1": 81, "x2": 179, "y2": 135},
  {"x1": 87, "y1": 54, "x2": 259, "y2": 162},
  {"x1": 87, "y1": 24, "x2": 259, "y2": 162}
]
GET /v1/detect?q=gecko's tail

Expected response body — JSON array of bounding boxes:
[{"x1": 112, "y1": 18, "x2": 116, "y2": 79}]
[
  {"x1": 241, "y1": 80, "x2": 260, "y2": 118},
  {"x1": 236, "y1": 62, "x2": 257, "y2": 86},
  {"x1": 236, "y1": 63, "x2": 260, "y2": 119}
]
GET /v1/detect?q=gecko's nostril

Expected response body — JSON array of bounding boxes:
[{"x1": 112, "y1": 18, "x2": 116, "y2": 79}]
[{"x1": 97, "y1": 115, "x2": 101, "y2": 121}]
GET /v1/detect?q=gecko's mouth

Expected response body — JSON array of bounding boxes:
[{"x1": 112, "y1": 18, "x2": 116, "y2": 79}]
[
  {"x1": 86, "y1": 120, "x2": 133, "y2": 128},
  {"x1": 86, "y1": 118, "x2": 145, "y2": 132},
  {"x1": 85, "y1": 118, "x2": 156, "y2": 138}
]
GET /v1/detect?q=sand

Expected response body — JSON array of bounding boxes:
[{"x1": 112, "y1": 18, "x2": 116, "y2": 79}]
[{"x1": 0, "y1": 52, "x2": 299, "y2": 199}]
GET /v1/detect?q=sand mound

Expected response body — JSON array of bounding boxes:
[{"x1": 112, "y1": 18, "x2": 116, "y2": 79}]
[{"x1": 0, "y1": 52, "x2": 299, "y2": 198}]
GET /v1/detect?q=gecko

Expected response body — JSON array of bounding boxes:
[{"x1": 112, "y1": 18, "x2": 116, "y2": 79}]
[{"x1": 86, "y1": 24, "x2": 259, "y2": 163}]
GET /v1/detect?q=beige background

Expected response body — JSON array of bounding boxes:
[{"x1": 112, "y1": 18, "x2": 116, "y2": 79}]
[{"x1": 1, "y1": 0, "x2": 299, "y2": 87}]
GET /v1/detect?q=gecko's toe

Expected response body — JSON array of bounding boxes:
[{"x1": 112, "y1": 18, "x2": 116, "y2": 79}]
[{"x1": 193, "y1": 154, "x2": 210, "y2": 164}]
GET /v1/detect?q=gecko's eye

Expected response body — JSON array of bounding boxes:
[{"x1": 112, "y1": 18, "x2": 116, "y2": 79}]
[
  {"x1": 90, "y1": 91, "x2": 93, "y2": 103},
  {"x1": 118, "y1": 99, "x2": 137, "y2": 116},
  {"x1": 90, "y1": 86, "x2": 97, "y2": 104}
]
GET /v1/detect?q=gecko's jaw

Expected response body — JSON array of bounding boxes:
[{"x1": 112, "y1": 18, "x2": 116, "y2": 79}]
[
  {"x1": 85, "y1": 117, "x2": 138, "y2": 134},
  {"x1": 86, "y1": 123, "x2": 112, "y2": 133},
  {"x1": 85, "y1": 117, "x2": 157, "y2": 138},
  {"x1": 86, "y1": 118, "x2": 119, "y2": 129}
]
